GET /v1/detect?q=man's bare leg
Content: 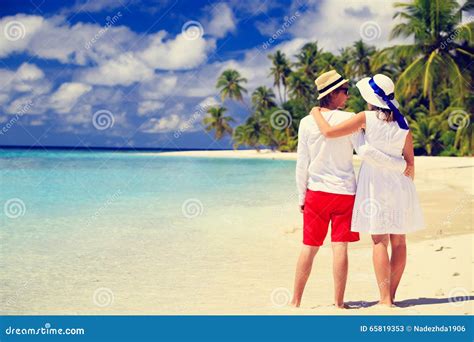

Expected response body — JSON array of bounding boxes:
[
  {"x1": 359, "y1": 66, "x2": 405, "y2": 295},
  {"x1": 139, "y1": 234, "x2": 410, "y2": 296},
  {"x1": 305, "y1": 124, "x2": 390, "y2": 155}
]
[
  {"x1": 372, "y1": 234, "x2": 393, "y2": 306},
  {"x1": 389, "y1": 234, "x2": 406, "y2": 302},
  {"x1": 290, "y1": 245, "x2": 319, "y2": 307},
  {"x1": 332, "y1": 242, "x2": 348, "y2": 308}
]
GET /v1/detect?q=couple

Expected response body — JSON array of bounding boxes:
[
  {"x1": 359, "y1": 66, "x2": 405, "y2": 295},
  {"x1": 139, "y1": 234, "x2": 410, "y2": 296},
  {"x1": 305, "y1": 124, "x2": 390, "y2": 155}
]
[{"x1": 292, "y1": 70, "x2": 424, "y2": 308}]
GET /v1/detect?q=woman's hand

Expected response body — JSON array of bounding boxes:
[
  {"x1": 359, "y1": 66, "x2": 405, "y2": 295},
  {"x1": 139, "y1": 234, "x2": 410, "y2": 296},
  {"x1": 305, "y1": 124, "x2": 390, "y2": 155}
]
[
  {"x1": 404, "y1": 164, "x2": 414, "y2": 180},
  {"x1": 311, "y1": 107, "x2": 366, "y2": 138}
]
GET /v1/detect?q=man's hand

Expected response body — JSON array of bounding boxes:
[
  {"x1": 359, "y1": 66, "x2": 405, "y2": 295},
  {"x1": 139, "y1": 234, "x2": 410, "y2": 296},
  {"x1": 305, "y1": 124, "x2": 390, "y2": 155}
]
[
  {"x1": 404, "y1": 164, "x2": 414, "y2": 180},
  {"x1": 299, "y1": 205, "x2": 304, "y2": 213}
]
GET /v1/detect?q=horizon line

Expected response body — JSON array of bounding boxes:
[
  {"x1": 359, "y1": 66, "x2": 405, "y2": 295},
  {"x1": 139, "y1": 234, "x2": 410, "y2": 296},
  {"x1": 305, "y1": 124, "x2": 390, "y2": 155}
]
[{"x1": 0, "y1": 145, "x2": 239, "y2": 152}]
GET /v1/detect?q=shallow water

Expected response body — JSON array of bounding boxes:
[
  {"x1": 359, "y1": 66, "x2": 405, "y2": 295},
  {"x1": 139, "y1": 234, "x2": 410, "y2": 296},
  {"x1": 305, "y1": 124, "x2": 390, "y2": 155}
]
[{"x1": 0, "y1": 150, "x2": 301, "y2": 314}]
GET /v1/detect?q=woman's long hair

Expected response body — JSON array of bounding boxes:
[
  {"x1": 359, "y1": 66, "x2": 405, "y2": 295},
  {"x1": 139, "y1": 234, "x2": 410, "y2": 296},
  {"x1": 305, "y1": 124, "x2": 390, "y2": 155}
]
[{"x1": 371, "y1": 105, "x2": 394, "y2": 123}]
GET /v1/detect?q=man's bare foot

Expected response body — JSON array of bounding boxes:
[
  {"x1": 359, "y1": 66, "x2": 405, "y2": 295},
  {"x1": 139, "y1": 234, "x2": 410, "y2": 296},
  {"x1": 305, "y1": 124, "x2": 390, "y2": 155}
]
[
  {"x1": 334, "y1": 303, "x2": 349, "y2": 309},
  {"x1": 377, "y1": 300, "x2": 395, "y2": 307},
  {"x1": 290, "y1": 300, "x2": 300, "y2": 308}
]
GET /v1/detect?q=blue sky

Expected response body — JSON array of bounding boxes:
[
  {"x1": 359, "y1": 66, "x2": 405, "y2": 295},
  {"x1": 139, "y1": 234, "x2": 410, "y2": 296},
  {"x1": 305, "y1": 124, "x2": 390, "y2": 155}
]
[{"x1": 0, "y1": 0, "x2": 408, "y2": 149}]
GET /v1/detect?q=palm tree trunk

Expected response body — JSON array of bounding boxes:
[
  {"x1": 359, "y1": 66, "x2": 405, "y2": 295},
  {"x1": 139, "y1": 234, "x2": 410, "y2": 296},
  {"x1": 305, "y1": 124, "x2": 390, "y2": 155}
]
[{"x1": 277, "y1": 83, "x2": 283, "y2": 104}]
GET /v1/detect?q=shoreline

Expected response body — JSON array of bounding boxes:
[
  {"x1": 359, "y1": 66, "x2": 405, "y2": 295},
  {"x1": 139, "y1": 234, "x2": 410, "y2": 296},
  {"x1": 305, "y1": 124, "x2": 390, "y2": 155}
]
[
  {"x1": 155, "y1": 149, "x2": 298, "y2": 160},
  {"x1": 156, "y1": 148, "x2": 473, "y2": 165}
]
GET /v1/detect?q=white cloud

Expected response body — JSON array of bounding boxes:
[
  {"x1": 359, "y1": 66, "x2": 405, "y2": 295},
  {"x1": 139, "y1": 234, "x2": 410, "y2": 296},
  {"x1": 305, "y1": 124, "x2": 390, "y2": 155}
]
[
  {"x1": 288, "y1": 0, "x2": 410, "y2": 52},
  {"x1": 79, "y1": 52, "x2": 154, "y2": 86},
  {"x1": 0, "y1": 62, "x2": 47, "y2": 93},
  {"x1": 198, "y1": 96, "x2": 219, "y2": 109},
  {"x1": 0, "y1": 14, "x2": 137, "y2": 65},
  {"x1": 138, "y1": 31, "x2": 213, "y2": 70},
  {"x1": 140, "y1": 102, "x2": 207, "y2": 133},
  {"x1": 0, "y1": 63, "x2": 51, "y2": 114},
  {"x1": 15, "y1": 62, "x2": 44, "y2": 81},
  {"x1": 49, "y1": 82, "x2": 92, "y2": 114},
  {"x1": 205, "y1": 3, "x2": 236, "y2": 38},
  {"x1": 141, "y1": 114, "x2": 183, "y2": 133},
  {"x1": 138, "y1": 100, "x2": 165, "y2": 116},
  {"x1": 139, "y1": 74, "x2": 178, "y2": 100},
  {"x1": 0, "y1": 15, "x2": 44, "y2": 57},
  {"x1": 0, "y1": 14, "x2": 215, "y2": 77}
]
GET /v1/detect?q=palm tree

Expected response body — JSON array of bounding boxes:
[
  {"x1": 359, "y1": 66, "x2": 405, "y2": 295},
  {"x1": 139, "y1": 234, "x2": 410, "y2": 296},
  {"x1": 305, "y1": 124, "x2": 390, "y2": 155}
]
[
  {"x1": 316, "y1": 51, "x2": 339, "y2": 74},
  {"x1": 345, "y1": 40, "x2": 376, "y2": 80},
  {"x1": 375, "y1": 0, "x2": 474, "y2": 113},
  {"x1": 251, "y1": 86, "x2": 277, "y2": 112},
  {"x1": 216, "y1": 69, "x2": 248, "y2": 102},
  {"x1": 202, "y1": 106, "x2": 235, "y2": 140},
  {"x1": 294, "y1": 42, "x2": 321, "y2": 80},
  {"x1": 268, "y1": 51, "x2": 292, "y2": 103},
  {"x1": 287, "y1": 71, "x2": 313, "y2": 109},
  {"x1": 232, "y1": 125, "x2": 250, "y2": 150},
  {"x1": 439, "y1": 106, "x2": 473, "y2": 155},
  {"x1": 410, "y1": 112, "x2": 442, "y2": 155},
  {"x1": 242, "y1": 115, "x2": 266, "y2": 151}
]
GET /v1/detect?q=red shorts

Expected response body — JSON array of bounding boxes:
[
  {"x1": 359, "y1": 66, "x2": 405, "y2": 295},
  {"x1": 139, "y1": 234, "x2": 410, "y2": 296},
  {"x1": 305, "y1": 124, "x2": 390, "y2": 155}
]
[{"x1": 303, "y1": 190, "x2": 359, "y2": 246}]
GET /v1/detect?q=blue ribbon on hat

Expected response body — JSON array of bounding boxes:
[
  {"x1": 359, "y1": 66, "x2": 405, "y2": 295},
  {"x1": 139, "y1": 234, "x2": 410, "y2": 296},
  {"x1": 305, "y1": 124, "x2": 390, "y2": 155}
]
[{"x1": 368, "y1": 78, "x2": 409, "y2": 130}]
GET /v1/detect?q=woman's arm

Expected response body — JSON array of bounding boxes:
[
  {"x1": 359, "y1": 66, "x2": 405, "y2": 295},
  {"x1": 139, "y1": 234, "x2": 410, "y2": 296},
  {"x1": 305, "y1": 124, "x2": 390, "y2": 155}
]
[
  {"x1": 310, "y1": 107, "x2": 366, "y2": 138},
  {"x1": 402, "y1": 131, "x2": 415, "y2": 180}
]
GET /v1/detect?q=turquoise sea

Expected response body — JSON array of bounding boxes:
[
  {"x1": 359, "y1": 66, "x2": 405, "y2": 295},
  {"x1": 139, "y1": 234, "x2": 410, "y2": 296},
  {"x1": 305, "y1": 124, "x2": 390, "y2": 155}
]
[{"x1": 0, "y1": 149, "x2": 301, "y2": 314}]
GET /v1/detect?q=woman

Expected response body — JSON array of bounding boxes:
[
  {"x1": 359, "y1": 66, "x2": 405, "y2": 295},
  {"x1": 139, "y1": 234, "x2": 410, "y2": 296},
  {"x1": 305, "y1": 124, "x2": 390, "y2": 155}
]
[{"x1": 311, "y1": 74, "x2": 425, "y2": 306}]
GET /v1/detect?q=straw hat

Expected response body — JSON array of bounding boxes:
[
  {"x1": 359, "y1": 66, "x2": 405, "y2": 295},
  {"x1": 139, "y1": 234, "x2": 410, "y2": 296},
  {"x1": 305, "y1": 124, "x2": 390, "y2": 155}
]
[
  {"x1": 315, "y1": 70, "x2": 349, "y2": 100},
  {"x1": 356, "y1": 74, "x2": 399, "y2": 109}
]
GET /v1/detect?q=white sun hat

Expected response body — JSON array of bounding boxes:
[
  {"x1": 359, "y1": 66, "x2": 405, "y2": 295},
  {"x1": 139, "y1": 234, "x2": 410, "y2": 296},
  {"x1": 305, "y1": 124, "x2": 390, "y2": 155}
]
[{"x1": 356, "y1": 74, "x2": 399, "y2": 109}]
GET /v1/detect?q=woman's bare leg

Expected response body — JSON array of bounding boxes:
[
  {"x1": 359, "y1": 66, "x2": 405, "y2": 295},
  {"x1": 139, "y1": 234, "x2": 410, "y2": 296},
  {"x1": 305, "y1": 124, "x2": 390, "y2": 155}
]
[
  {"x1": 389, "y1": 234, "x2": 406, "y2": 302},
  {"x1": 372, "y1": 234, "x2": 392, "y2": 306}
]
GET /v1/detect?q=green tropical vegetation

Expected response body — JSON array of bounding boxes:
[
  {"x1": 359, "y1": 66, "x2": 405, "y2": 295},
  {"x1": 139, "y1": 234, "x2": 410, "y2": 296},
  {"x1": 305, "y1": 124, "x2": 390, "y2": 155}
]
[{"x1": 203, "y1": 0, "x2": 473, "y2": 156}]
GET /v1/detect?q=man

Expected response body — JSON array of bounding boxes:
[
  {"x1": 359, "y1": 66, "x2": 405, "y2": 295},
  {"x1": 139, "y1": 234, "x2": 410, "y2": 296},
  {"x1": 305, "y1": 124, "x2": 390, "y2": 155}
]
[{"x1": 291, "y1": 70, "x2": 407, "y2": 308}]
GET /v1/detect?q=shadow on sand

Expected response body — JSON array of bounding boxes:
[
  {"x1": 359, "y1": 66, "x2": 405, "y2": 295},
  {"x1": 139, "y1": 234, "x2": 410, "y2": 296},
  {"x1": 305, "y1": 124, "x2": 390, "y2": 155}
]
[{"x1": 345, "y1": 296, "x2": 474, "y2": 309}]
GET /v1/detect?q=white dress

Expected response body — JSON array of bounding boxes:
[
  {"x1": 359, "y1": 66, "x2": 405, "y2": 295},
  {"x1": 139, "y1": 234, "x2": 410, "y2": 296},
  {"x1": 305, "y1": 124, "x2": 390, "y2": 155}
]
[{"x1": 351, "y1": 111, "x2": 425, "y2": 234}]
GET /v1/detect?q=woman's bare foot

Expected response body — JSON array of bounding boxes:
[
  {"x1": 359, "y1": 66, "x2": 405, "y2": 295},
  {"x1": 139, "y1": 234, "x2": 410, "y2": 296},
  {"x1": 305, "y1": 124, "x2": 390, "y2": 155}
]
[
  {"x1": 334, "y1": 303, "x2": 350, "y2": 309},
  {"x1": 377, "y1": 300, "x2": 395, "y2": 307}
]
